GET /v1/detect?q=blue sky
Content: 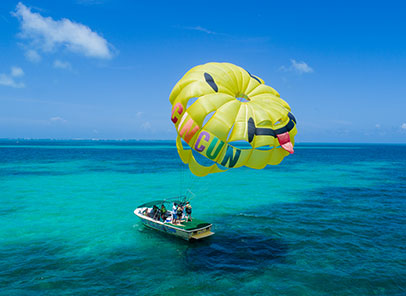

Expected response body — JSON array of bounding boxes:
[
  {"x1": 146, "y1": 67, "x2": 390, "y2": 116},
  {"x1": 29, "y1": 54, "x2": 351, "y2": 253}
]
[{"x1": 0, "y1": 0, "x2": 405, "y2": 142}]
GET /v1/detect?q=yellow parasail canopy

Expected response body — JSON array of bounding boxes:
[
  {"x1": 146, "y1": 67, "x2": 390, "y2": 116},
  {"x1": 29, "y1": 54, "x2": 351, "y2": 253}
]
[{"x1": 169, "y1": 62, "x2": 297, "y2": 177}]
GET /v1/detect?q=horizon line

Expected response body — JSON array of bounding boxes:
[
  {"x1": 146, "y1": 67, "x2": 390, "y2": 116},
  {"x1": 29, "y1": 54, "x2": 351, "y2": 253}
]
[{"x1": 0, "y1": 138, "x2": 405, "y2": 145}]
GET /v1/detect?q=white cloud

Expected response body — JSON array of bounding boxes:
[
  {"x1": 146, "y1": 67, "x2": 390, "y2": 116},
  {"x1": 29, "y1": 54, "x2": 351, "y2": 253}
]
[
  {"x1": 14, "y1": 2, "x2": 113, "y2": 59},
  {"x1": 178, "y1": 25, "x2": 228, "y2": 36},
  {"x1": 280, "y1": 59, "x2": 314, "y2": 74},
  {"x1": 0, "y1": 74, "x2": 25, "y2": 88},
  {"x1": 142, "y1": 121, "x2": 151, "y2": 130},
  {"x1": 291, "y1": 59, "x2": 313, "y2": 73},
  {"x1": 53, "y1": 59, "x2": 71, "y2": 69},
  {"x1": 136, "y1": 111, "x2": 143, "y2": 117},
  {"x1": 375, "y1": 124, "x2": 381, "y2": 128},
  {"x1": 0, "y1": 67, "x2": 25, "y2": 88},
  {"x1": 50, "y1": 116, "x2": 67, "y2": 123},
  {"x1": 187, "y1": 26, "x2": 216, "y2": 34},
  {"x1": 11, "y1": 66, "x2": 24, "y2": 77},
  {"x1": 25, "y1": 49, "x2": 41, "y2": 62},
  {"x1": 401, "y1": 123, "x2": 406, "y2": 130}
]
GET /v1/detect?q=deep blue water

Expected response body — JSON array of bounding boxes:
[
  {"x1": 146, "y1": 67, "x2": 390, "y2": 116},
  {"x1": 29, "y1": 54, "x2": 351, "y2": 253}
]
[{"x1": 0, "y1": 140, "x2": 405, "y2": 295}]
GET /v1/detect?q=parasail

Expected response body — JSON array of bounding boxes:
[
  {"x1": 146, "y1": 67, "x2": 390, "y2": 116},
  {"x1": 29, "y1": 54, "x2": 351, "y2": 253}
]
[{"x1": 169, "y1": 62, "x2": 297, "y2": 177}]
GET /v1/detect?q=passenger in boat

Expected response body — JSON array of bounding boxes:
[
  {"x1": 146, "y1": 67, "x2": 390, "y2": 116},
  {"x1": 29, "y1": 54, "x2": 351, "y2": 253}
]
[
  {"x1": 151, "y1": 205, "x2": 160, "y2": 220},
  {"x1": 155, "y1": 207, "x2": 162, "y2": 221},
  {"x1": 142, "y1": 208, "x2": 149, "y2": 216},
  {"x1": 161, "y1": 205, "x2": 168, "y2": 222},
  {"x1": 172, "y1": 203, "x2": 177, "y2": 223},
  {"x1": 148, "y1": 206, "x2": 156, "y2": 218},
  {"x1": 176, "y1": 204, "x2": 184, "y2": 224},
  {"x1": 185, "y1": 202, "x2": 192, "y2": 222}
]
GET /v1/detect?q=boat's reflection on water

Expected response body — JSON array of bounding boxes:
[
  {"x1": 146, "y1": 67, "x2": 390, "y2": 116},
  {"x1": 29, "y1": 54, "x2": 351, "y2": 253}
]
[{"x1": 185, "y1": 232, "x2": 288, "y2": 273}]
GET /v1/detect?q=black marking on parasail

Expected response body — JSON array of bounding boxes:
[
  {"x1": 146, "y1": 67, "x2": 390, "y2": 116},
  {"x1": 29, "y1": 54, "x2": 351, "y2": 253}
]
[
  {"x1": 247, "y1": 113, "x2": 297, "y2": 143},
  {"x1": 250, "y1": 74, "x2": 262, "y2": 84},
  {"x1": 246, "y1": 70, "x2": 262, "y2": 84},
  {"x1": 204, "y1": 72, "x2": 218, "y2": 92}
]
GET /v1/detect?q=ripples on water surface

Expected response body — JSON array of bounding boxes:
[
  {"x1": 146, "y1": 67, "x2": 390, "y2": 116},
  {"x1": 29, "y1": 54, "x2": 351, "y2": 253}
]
[{"x1": 0, "y1": 140, "x2": 405, "y2": 295}]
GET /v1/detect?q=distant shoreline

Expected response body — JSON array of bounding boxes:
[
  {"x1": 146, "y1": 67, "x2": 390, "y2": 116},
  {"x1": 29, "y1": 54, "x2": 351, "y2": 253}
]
[{"x1": 0, "y1": 139, "x2": 405, "y2": 145}]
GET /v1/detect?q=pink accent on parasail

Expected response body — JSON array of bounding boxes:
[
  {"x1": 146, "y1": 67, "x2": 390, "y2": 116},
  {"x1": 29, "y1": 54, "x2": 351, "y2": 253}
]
[
  {"x1": 277, "y1": 132, "x2": 294, "y2": 154},
  {"x1": 171, "y1": 103, "x2": 183, "y2": 124}
]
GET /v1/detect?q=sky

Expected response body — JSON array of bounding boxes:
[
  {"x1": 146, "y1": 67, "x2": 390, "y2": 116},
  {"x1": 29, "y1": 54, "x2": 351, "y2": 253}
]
[{"x1": 0, "y1": 0, "x2": 405, "y2": 143}]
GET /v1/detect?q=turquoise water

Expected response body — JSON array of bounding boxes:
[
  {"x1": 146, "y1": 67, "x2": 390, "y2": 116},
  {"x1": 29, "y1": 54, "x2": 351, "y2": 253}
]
[{"x1": 1, "y1": 140, "x2": 405, "y2": 295}]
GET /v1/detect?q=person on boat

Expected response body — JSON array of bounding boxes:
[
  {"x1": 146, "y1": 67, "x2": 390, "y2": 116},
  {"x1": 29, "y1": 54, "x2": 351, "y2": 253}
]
[
  {"x1": 156, "y1": 207, "x2": 162, "y2": 221},
  {"x1": 172, "y1": 203, "x2": 177, "y2": 223},
  {"x1": 152, "y1": 205, "x2": 160, "y2": 220},
  {"x1": 160, "y1": 204, "x2": 168, "y2": 222},
  {"x1": 185, "y1": 202, "x2": 192, "y2": 222},
  {"x1": 149, "y1": 206, "x2": 156, "y2": 218},
  {"x1": 142, "y1": 208, "x2": 149, "y2": 216},
  {"x1": 176, "y1": 204, "x2": 184, "y2": 224}
]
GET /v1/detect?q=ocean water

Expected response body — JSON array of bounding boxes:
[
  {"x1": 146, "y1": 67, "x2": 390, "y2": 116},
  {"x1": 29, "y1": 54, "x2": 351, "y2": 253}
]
[{"x1": 0, "y1": 140, "x2": 405, "y2": 296}]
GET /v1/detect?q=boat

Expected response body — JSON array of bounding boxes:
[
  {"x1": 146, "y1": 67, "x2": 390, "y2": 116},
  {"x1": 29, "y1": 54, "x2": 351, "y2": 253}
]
[{"x1": 134, "y1": 199, "x2": 214, "y2": 241}]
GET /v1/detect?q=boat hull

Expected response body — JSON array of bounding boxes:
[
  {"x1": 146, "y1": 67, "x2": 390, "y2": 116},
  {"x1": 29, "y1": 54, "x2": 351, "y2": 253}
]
[{"x1": 141, "y1": 218, "x2": 192, "y2": 240}]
